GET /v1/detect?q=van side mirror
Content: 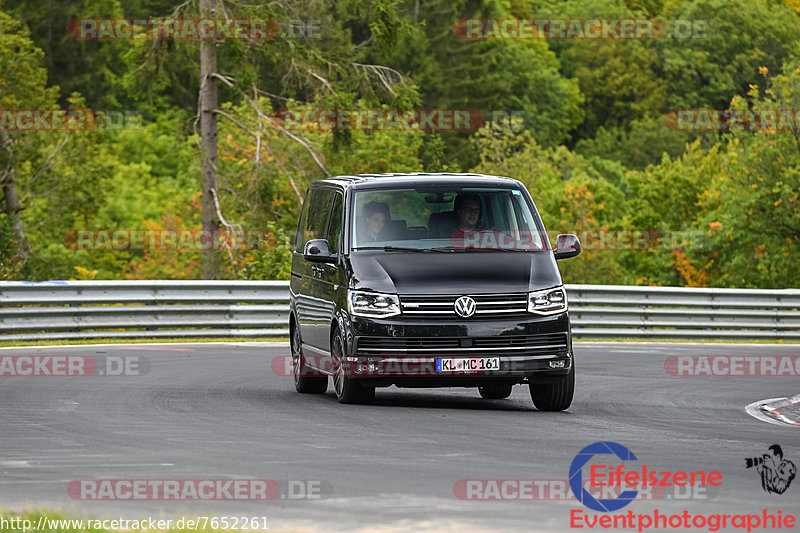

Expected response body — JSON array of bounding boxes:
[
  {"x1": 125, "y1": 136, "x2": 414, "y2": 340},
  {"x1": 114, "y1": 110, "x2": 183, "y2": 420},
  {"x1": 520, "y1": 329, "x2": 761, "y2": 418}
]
[
  {"x1": 554, "y1": 234, "x2": 581, "y2": 260},
  {"x1": 303, "y1": 239, "x2": 336, "y2": 263}
]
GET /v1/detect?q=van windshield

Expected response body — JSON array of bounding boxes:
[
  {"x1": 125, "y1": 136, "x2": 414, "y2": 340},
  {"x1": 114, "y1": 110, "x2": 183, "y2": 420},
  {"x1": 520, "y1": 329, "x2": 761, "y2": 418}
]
[{"x1": 351, "y1": 186, "x2": 548, "y2": 252}]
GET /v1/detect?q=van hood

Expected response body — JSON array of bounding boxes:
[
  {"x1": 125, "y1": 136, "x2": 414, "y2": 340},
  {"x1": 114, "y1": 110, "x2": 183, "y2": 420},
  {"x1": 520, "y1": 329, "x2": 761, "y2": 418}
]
[{"x1": 347, "y1": 251, "x2": 562, "y2": 294}]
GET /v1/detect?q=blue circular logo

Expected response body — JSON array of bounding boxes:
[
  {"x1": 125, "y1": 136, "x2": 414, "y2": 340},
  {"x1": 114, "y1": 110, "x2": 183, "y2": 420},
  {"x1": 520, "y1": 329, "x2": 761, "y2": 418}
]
[{"x1": 569, "y1": 441, "x2": 639, "y2": 512}]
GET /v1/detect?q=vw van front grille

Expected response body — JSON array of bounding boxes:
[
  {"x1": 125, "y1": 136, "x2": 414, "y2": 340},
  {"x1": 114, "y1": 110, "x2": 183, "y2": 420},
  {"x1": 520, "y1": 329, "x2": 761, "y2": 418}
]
[{"x1": 399, "y1": 293, "x2": 529, "y2": 318}]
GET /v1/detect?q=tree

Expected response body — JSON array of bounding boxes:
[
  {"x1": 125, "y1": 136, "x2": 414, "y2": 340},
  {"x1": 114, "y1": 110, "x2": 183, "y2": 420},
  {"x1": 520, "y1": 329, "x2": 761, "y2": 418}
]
[
  {"x1": 0, "y1": 10, "x2": 60, "y2": 264},
  {"x1": 5, "y1": 0, "x2": 130, "y2": 109},
  {"x1": 377, "y1": 0, "x2": 584, "y2": 169},
  {"x1": 657, "y1": 0, "x2": 800, "y2": 110},
  {"x1": 470, "y1": 119, "x2": 627, "y2": 285},
  {"x1": 122, "y1": 0, "x2": 420, "y2": 278},
  {"x1": 560, "y1": 40, "x2": 666, "y2": 140},
  {"x1": 199, "y1": 0, "x2": 220, "y2": 279},
  {"x1": 574, "y1": 116, "x2": 706, "y2": 170},
  {"x1": 691, "y1": 63, "x2": 800, "y2": 287}
]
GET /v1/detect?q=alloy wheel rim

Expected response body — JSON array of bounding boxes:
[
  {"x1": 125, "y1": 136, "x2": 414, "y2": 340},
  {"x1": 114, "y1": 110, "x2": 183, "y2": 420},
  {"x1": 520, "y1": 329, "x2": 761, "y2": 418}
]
[
  {"x1": 292, "y1": 328, "x2": 301, "y2": 385},
  {"x1": 333, "y1": 337, "x2": 344, "y2": 397}
]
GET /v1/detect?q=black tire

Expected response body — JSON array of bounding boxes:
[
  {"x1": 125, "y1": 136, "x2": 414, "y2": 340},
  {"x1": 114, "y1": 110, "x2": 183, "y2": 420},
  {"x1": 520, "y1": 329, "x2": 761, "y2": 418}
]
[
  {"x1": 331, "y1": 330, "x2": 375, "y2": 404},
  {"x1": 291, "y1": 321, "x2": 327, "y2": 394},
  {"x1": 478, "y1": 384, "x2": 513, "y2": 399},
  {"x1": 529, "y1": 364, "x2": 574, "y2": 411}
]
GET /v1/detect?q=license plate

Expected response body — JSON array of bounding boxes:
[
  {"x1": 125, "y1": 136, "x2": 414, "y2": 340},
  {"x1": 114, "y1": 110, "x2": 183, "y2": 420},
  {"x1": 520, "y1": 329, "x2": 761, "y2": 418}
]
[{"x1": 435, "y1": 357, "x2": 500, "y2": 372}]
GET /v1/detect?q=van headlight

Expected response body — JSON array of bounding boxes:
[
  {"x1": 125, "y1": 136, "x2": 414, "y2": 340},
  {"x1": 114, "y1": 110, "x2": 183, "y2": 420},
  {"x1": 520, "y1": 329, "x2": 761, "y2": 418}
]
[
  {"x1": 527, "y1": 287, "x2": 568, "y2": 315},
  {"x1": 348, "y1": 290, "x2": 401, "y2": 318}
]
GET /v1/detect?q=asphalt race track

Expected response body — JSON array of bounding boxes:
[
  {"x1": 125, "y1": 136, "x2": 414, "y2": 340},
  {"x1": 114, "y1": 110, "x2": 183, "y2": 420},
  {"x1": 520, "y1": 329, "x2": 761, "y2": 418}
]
[{"x1": 1, "y1": 342, "x2": 799, "y2": 532}]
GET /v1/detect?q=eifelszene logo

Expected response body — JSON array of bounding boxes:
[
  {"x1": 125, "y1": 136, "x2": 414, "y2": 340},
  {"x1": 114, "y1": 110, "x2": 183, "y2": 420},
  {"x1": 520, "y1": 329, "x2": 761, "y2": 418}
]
[
  {"x1": 745, "y1": 445, "x2": 796, "y2": 494},
  {"x1": 569, "y1": 441, "x2": 723, "y2": 513},
  {"x1": 569, "y1": 441, "x2": 639, "y2": 512}
]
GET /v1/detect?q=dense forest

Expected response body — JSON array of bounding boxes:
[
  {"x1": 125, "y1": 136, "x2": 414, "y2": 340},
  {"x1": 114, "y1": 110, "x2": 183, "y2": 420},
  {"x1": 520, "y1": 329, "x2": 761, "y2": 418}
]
[{"x1": 1, "y1": 0, "x2": 799, "y2": 287}]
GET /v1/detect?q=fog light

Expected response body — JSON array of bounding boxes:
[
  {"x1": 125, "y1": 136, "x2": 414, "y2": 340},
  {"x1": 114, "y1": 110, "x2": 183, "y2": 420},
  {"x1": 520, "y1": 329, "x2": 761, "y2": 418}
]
[{"x1": 549, "y1": 360, "x2": 567, "y2": 369}]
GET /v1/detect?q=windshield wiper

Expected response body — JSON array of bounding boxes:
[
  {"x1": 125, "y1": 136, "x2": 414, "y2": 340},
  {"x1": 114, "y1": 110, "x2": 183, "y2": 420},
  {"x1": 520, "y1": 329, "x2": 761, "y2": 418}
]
[
  {"x1": 355, "y1": 245, "x2": 429, "y2": 252},
  {"x1": 469, "y1": 247, "x2": 534, "y2": 252},
  {"x1": 429, "y1": 245, "x2": 534, "y2": 252}
]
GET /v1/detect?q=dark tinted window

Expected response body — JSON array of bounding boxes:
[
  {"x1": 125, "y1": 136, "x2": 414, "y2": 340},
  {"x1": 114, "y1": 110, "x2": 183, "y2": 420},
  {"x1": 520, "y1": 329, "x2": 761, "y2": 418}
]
[
  {"x1": 351, "y1": 186, "x2": 545, "y2": 250},
  {"x1": 294, "y1": 189, "x2": 310, "y2": 252},
  {"x1": 298, "y1": 188, "x2": 334, "y2": 251},
  {"x1": 327, "y1": 193, "x2": 344, "y2": 254}
]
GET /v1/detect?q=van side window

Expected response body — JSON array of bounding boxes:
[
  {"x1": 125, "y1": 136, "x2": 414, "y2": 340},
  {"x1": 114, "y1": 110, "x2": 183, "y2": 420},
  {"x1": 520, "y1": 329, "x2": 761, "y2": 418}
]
[
  {"x1": 294, "y1": 190, "x2": 310, "y2": 252},
  {"x1": 298, "y1": 188, "x2": 334, "y2": 251},
  {"x1": 327, "y1": 193, "x2": 344, "y2": 254}
]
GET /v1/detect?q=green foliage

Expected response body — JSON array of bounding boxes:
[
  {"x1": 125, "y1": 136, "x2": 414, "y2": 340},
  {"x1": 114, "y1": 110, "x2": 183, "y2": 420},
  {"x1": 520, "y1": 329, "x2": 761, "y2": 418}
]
[
  {"x1": 471, "y1": 119, "x2": 627, "y2": 284},
  {"x1": 381, "y1": 0, "x2": 584, "y2": 169},
  {"x1": 545, "y1": 1, "x2": 665, "y2": 140},
  {"x1": 240, "y1": 222, "x2": 293, "y2": 280},
  {"x1": 689, "y1": 65, "x2": 800, "y2": 287},
  {"x1": 6, "y1": 0, "x2": 128, "y2": 108},
  {"x1": 1, "y1": 1, "x2": 799, "y2": 287},
  {"x1": 0, "y1": 215, "x2": 25, "y2": 279},
  {"x1": 657, "y1": 0, "x2": 800, "y2": 109},
  {"x1": 574, "y1": 116, "x2": 706, "y2": 169}
]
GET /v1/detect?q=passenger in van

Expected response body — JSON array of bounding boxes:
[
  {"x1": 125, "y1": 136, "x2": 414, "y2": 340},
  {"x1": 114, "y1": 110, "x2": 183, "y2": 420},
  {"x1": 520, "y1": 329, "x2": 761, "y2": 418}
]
[{"x1": 359, "y1": 201, "x2": 390, "y2": 242}]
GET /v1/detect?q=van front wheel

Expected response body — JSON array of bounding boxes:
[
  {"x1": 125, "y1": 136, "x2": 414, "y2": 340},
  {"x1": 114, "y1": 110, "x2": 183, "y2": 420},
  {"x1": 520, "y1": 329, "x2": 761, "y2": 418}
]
[
  {"x1": 331, "y1": 330, "x2": 375, "y2": 404},
  {"x1": 529, "y1": 365, "x2": 574, "y2": 411}
]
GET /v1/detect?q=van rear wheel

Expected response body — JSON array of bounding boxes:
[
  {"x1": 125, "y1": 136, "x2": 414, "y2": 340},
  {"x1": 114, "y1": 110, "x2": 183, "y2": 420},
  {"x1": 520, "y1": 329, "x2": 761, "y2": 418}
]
[
  {"x1": 478, "y1": 384, "x2": 513, "y2": 399},
  {"x1": 529, "y1": 364, "x2": 574, "y2": 411},
  {"x1": 331, "y1": 330, "x2": 375, "y2": 404}
]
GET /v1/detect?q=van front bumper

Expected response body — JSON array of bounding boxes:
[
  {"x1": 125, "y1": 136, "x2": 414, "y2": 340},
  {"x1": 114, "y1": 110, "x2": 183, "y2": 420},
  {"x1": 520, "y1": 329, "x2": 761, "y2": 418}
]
[{"x1": 338, "y1": 312, "x2": 573, "y2": 386}]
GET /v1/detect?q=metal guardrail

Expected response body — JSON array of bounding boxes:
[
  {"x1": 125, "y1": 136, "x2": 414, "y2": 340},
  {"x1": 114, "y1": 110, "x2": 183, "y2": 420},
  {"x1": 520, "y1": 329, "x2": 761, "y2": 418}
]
[
  {"x1": 0, "y1": 281, "x2": 289, "y2": 341},
  {"x1": 0, "y1": 281, "x2": 798, "y2": 342},
  {"x1": 566, "y1": 284, "x2": 800, "y2": 340}
]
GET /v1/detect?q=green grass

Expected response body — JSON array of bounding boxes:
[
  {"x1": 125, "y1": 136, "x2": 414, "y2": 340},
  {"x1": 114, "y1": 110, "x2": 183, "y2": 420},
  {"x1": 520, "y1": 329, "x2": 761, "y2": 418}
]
[
  {"x1": 0, "y1": 510, "x2": 286, "y2": 533},
  {"x1": 0, "y1": 337, "x2": 289, "y2": 348}
]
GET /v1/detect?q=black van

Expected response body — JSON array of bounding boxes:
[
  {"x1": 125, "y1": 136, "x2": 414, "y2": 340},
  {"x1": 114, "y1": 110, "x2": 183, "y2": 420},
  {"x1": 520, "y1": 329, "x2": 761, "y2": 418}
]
[{"x1": 289, "y1": 173, "x2": 581, "y2": 409}]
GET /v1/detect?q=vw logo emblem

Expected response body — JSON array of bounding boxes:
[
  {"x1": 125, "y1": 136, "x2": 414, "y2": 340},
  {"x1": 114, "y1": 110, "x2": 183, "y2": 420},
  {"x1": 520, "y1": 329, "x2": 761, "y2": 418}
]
[{"x1": 454, "y1": 296, "x2": 477, "y2": 318}]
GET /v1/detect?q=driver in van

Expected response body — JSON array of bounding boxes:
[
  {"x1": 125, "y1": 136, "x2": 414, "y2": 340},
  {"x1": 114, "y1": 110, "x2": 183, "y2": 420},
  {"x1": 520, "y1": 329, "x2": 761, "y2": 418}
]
[
  {"x1": 449, "y1": 193, "x2": 484, "y2": 245},
  {"x1": 360, "y1": 201, "x2": 390, "y2": 242}
]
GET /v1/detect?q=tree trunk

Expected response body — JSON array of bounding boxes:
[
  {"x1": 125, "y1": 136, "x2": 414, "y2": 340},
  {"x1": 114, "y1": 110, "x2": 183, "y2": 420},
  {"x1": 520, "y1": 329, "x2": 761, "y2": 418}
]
[
  {"x1": 200, "y1": 0, "x2": 220, "y2": 279},
  {"x1": 0, "y1": 130, "x2": 29, "y2": 258}
]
